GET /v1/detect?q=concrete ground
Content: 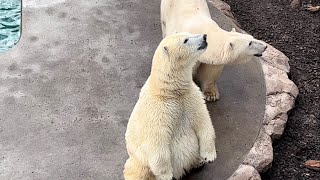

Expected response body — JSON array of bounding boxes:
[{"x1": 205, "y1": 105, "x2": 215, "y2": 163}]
[{"x1": 0, "y1": 0, "x2": 265, "y2": 179}]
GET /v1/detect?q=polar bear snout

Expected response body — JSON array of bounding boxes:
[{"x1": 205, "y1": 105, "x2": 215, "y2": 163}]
[
  {"x1": 198, "y1": 40, "x2": 207, "y2": 50},
  {"x1": 252, "y1": 41, "x2": 267, "y2": 57},
  {"x1": 197, "y1": 34, "x2": 208, "y2": 50},
  {"x1": 184, "y1": 33, "x2": 208, "y2": 51}
]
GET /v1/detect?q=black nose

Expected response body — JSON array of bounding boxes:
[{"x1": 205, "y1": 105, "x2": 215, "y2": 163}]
[{"x1": 203, "y1": 34, "x2": 207, "y2": 41}]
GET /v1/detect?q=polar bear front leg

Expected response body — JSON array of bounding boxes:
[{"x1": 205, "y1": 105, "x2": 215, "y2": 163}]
[
  {"x1": 191, "y1": 106, "x2": 217, "y2": 163},
  {"x1": 197, "y1": 120, "x2": 217, "y2": 163},
  {"x1": 147, "y1": 128, "x2": 174, "y2": 180},
  {"x1": 196, "y1": 64, "x2": 224, "y2": 102},
  {"x1": 149, "y1": 146, "x2": 174, "y2": 180}
]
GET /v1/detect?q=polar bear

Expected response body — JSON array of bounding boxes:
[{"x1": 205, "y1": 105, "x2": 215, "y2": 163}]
[
  {"x1": 161, "y1": 0, "x2": 267, "y2": 101},
  {"x1": 123, "y1": 33, "x2": 216, "y2": 180}
]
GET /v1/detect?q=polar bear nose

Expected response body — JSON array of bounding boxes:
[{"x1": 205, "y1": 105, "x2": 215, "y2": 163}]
[{"x1": 203, "y1": 34, "x2": 207, "y2": 41}]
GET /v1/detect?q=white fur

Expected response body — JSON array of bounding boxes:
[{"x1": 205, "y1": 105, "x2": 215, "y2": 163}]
[
  {"x1": 161, "y1": 0, "x2": 267, "y2": 101},
  {"x1": 124, "y1": 33, "x2": 216, "y2": 180}
]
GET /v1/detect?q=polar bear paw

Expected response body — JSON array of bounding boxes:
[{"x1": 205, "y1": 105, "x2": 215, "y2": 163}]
[
  {"x1": 194, "y1": 159, "x2": 206, "y2": 169},
  {"x1": 200, "y1": 150, "x2": 217, "y2": 163},
  {"x1": 203, "y1": 90, "x2": 220, "y2": 102}
]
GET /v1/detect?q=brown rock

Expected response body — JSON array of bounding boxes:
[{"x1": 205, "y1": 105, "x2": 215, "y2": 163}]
[
  {"x1": 290, "y1": 0, "x2": 301, "y2": 9},
  {"x1": 263, "y1": 93, "x2": 296, "y2": 125},
  {"x1": 261, "y1": 44, "x2": 290, "y2": 73},
  {"x1": 262, "y1": 63, "x2": 299, "y2": 98},
  {"x1": 208, "y1": 0, "x2": 242, "y2": 28},
  {"x1": 209, "y1": 0, "x2": 231, "y2": 11},
  {"x1": 228, "y1": 164, "x2": 261, "y2": 180},
  {"x1": 243, "y1": 131, "x2": 273, "y2": 173},
  {"x1": 264, "y1": 113, "x2": 287, "y2": 140}
]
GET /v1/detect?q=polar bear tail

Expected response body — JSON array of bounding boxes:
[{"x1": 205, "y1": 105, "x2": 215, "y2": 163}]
[{"x1": 123, "y1": 157, "x2": 155, "y2": 180}]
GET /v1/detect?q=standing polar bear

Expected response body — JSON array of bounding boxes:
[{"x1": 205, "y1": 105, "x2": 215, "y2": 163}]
[
  {"x1": 161, "y1": 0, "x2": 267, "y2": 101},
  {"x1": 124, "y1": 33, "x2": 216, "y2": 180}
]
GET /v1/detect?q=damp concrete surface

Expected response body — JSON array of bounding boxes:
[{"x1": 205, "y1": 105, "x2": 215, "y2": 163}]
[{"x1": 0, "y1": 0, "x2": 265, "y2": 179}]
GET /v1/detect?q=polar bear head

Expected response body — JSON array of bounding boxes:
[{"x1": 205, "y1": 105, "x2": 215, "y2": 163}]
[
  {"x1": 225, "y1": 31, "x2": 267, "y2": 64},
  {"x1": 199, "y1": 28, "x2": 267, "y2": 65},
  {"x1": 152, "y1": 32, "x2": 208, "y2": 70},
  {"x1": 149, "y1": 33, "x2": 208, "y2": 93}
]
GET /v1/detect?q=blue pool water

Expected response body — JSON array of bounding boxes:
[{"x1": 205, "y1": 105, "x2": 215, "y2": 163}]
[{"x1": 0, "y1": 0, "x2": 21, "y2": 53}]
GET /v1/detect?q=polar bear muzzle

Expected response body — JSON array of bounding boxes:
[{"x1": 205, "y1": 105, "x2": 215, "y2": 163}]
[
  {"x1": 182, "y1": 33, "x2": 208, "y2": 51},
  {"x1": 246, "y1": 40, "x2": 267, "y2": 57},
  {"x1": 197, "y1": 34, "x2": 208, "y2": 50}
]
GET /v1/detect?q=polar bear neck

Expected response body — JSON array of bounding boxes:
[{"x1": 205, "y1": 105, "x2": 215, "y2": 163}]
[
  {"x1": 199, "y1": 23, "x2": 234, "y2": 65},
  {"x1": 149, "y1": 62, "x2": 194, "y2": 98},
  {"x1": 179, "y1": 19, "x2": 234, "y2": 65}
]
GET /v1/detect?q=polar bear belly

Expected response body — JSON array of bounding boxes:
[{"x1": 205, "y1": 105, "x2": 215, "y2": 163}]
[{"x1": 171, "y1": 120, "x2": 200, "y2": 178}]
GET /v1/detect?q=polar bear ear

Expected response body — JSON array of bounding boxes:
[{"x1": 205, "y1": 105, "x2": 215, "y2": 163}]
[
  {"x1": 231, "y1": 28, "x2": 236, "y2": 32},
  {"x1": 163, "y1": 46, "x2": 169, "y2": 57}
]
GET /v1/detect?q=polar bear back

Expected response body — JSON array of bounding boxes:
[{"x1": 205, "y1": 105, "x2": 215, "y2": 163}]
[{"x1": 161, "y1": 0, "x2": 214, "y2": 36}]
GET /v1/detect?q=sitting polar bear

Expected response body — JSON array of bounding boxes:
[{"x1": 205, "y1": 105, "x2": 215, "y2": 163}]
[
  {"x1": 161, "y1": 0, "x2": 267, "y2": 101},
  {"x1": 124, "y1": 33, "x2": 216, "y2": 180}
]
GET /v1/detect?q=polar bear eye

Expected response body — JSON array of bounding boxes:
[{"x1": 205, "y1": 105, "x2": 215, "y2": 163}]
[
  {"x1": 183, "y1": 38, "x2": 189, "y2": 44},
  {"x1": 249, "y1": 41, "x2": 252, "y2": 46}
]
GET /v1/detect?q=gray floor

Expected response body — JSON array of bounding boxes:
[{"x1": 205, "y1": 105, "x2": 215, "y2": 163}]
[{"x1": 0, "y1": 0, "x2": 265, "y2": 179}]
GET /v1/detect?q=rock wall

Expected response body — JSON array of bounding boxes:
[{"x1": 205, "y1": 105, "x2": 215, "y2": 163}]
[{"x1": 208, "y1": 1, "x2": 299, "y2": 179}]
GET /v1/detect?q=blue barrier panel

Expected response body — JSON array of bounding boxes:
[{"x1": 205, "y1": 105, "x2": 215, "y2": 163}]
[{"x1": 0, "y1": 0, "x2": 21, "y2": 53}]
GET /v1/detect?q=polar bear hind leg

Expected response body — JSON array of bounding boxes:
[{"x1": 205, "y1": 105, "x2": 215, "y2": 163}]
[
  {"x1": 123, "y1": 157, "x2": 154, "y2": 180},
  {"x1": 195, "y1": 64, "x2": 224, "y2": 102}
]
